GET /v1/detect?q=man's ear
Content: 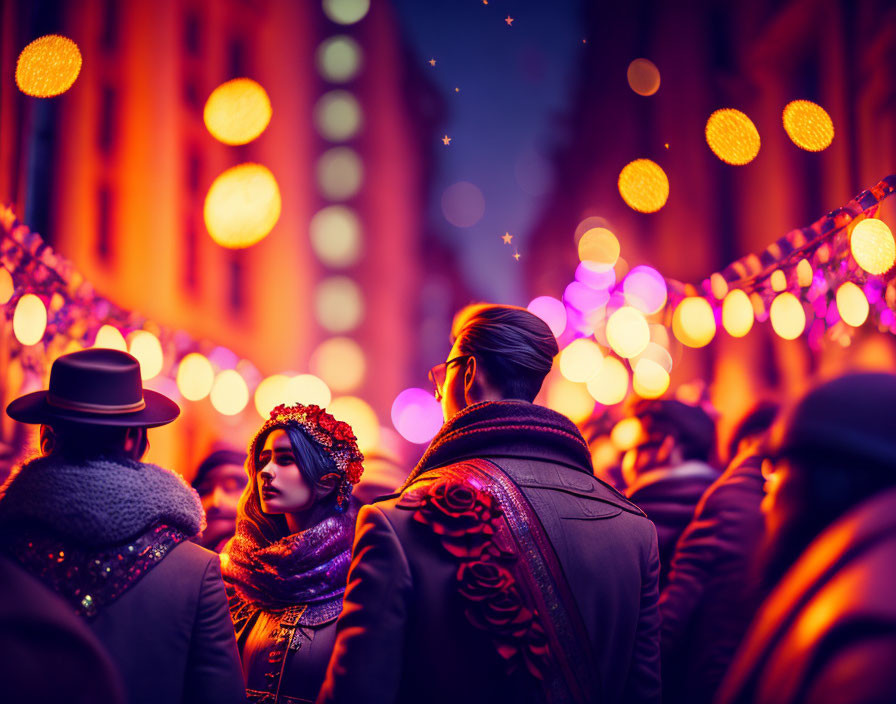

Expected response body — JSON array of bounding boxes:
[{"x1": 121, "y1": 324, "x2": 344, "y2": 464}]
[
  {"x1": 39, "y1": 425, "x2": 56, "y2": 456},
  {"x1": 463, "y1": 356, "x2": 479, "y2": 399},
  {"x1": 124, "y1": 427, "x2": 148, "y2": 460}
]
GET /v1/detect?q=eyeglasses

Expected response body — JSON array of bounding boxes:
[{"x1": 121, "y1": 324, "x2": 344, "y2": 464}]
[{"x1": 428, "y1": 355, "x2": 472, "y2": 402}]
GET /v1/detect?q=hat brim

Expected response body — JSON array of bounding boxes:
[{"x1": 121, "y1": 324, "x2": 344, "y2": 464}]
[{"x1": 6, "y1": 389, "x2": 180, "y2": 428}]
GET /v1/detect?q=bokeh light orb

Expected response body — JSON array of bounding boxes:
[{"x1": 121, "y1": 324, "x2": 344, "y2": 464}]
[
  {"x1": 128, "y1": 331, "x2": 163, "y2": 380},
  {"x1": 783, "y1": 100, "x2": 834, "y2": 152},
  {"x1": 770, "y1": 269, "x2": 787, "y2": 292},
  {"x1": 314, "y1": 90, "x2": 362, "y2": 141},
  {"x1": 585, "y1": 356, "x2": 629, "y2": 406},
  {"x1": 0, "y1": 267, "x2": 14, "y2": 304},
  {"x1": 769, "y1": 292, "x2": 806, "y2": 340},
  {"x1": 310, "y1": 337, "x2": 366, "y2": 392},
  {"x1": 796, "y1": 259, "x2": 813, "y2": 287},
  {"x1": 314, "y1": 276, "x2": 364, "y2": 333},
  {"x1": 836, "y1": 282, "x2": 869, "y2": 327},
  {"x1": 851, "y1": 219, "x2": 895, "y2": 276},
  {"x1": 527, "y1": 296, "x2": 567, "y2": 337},
  {"x1": 611, "y1": 417, "x2": 644, "y2": 451},
  {"x1": 254, "y1": 374, "x2": 292, "y2": 417},
  {"x1": 559, "y1": 339, "x2": 603, "y2": 383},
  {"x1": 316, "y1": 36, "x2": 362, "y2": 83},
  {"x1": 210, "y1": 370, "x2": 250, "y2": 416},
  {"x1": 322, "y1": 0, "x2": 370, "y2": 25},
  {"x1": 721, "y1": 289, "x2": 754, "y2": 337},
  {"x1": 285, "y1": 374, "x2": 332, "y2": 408},
  {"x1": 577, "y1": 227, "x2": 620, "y2": 272},
  {"x1": 94, "y1": 324, "x2": 127, "y2": 351},
  {"x1": 204, "y1": 163, "x2": 281, "y2": 248},
  {"x1": 606, "y1": 306, "x2": 650, "y2": 359},
  {"x1": 203, "y1": 78, "x2": 272, "y2": 146},
  {"x1": 317, "y1": 147, "x2": 363, "y2": 201},
  {"x1": 626, "y1": 58, "x2": 660, "y2": 96},
  {"x1": 328, "y1": 396, "x2": 379, "y2": 452},
  {"x1": 546, "y1": 377, "x2": 595, "y2": 425},
  {"x1": 622, "y1": 265, "x2": 667, "y2": 314},
  {"x1": 618, "y1": 159, "x2": 669, "y2": 213},
  {"x1": 441, "y1": 181, "x2": 485, "y2": 228},
  {"x1": 705, "y1": 108, "x2": 761, "y2": 165},
  {"x1": 13, "y1": 294, "x2": 46, "y2": 346},
  {"x1": 391, "y1": 388, "x2": 443, "y2": 444},
  {"x1": 633, "y1": 342, "x2": 673, "y2": 374},
  {"x1": 177, "y1": 353, "x2": 215, "y2": 401},
  {"x1": 576, "y1": 261, "x2": 616, "y2": 290},
  {"x1": 672, "y1": 297, "x2": 716, "y2": 347},
  {"x1": 564, "y1": 281, "x2": 609, "y2": 314},
  {"x1": 633, "y1": 358, "x2": 671, "y2": 399},
  {"x1": 309, "y1": 205, "x2": 363, "y2": 268},
  {"x1": 16, "y1": 35, "x2": 82, "y2": 98}
]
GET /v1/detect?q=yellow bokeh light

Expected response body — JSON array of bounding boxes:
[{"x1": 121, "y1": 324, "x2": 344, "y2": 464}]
[
  {"x1": 13, "y1": 294, "x2": 46, "y2": 346},
  {"x1": 0, "y1": 267, "x2": 14, "y2": 304},
  {"x1": 633, "y1": 358, "x2": 671, "y2": 399},
  {"x1": 710, "y1": 273, "x2": 728, "y2": 300},
  {"x1": 796, "y1": 259, "x2": 813, "y2": 287},
  {"x1": 769, "y1": 292, "x2": 806, "y2": 340},
  {"x1": 314, "y1": 90, "x2": 363, "y2": 141},
  {"x1": 204, "y1": 163, "x2": 281, "y2": 249},
  {"x1": 836, "y1": 282, "x2": 869, "y2": 327},
  {"x1": 672, "y1": 297, "x2": 716, "y2": 347},
  {"x1": 310, "y1": 337, "x2": 366, "y2": 392},
  {"x1": 285, "y1": 374, "x2": 332, "y2": 409},
  {"x1": 315, "y1": 276, "x2": 364, "y2": 333},
  {"x1": 328, "y1": 396, "x2": 379, "y2": 452},
  {"x1": 770, "y1": 270, "x2": 786, "y2": 292},
  {"x1": 586, "y1": 356, "x2": 629, "y2": 406},
  {"x1": 210, "y1": 370, "x2": 250, "y2": 416},
  {"x1": 632, "y1": 342, "x2": 673, "y2": 374},
  {"x1": 128, "y1": 331, "x2": 163, "y2": 380},
  {"x1": 558, "y1": 338, "x2": 603, "y2": 383},
  {"x1": 309, "y1": 205, "x2": 363, "y2": 268},
  {"x1": 316, "y1": 36, "x2": 362, "y2": 83},
  {"x1": 316, "y1": 147, "x2": 363, "y2": 201},
  {"x1": 546, "y1": 377, "x2": 595, "y2": 424},
  {"x1": 783, "y1": 100, "x2": 834, "y2": 152},
  {"x1": 177, "y1": 353, "x2": 215, "y2": 401},
  {"x1": 577, "y1": 228, "x2": 620, "y2": 272},
  {"x1": 254, "y1": 374, "x2": 292, "y2": 418},
  {"x1": 322, "y1": 0, "x2": 370, "y2": 25},
  {"x1": 618, "y1": 159, "x2": 669, "y2": 213},
  {"x1": 16, "y1": 35, "x2": 82, "y2": 98},
  {"x1": 705, "y1": 109, "x2": 760, "y2": 165},
  {"x1": 94, "y1": 324, "x2": 127, "y2": 351},
  {"x1": 606, "y1": 306, "x2": 650, "y2": 358},
  {"x1": 203, "y1": 78, "x2": 272, "y2": 146},
  {"x1": 851, "y1": 219, "x2": 895, "y2": 276},
  {"x1": 611, "y1": 417, "x2": 645, "y2": 451},
  {"x1": 721, "y1": 289, "x2": 754, "y2": 337},
  {"x1": 627, "y1": 58, "x2": 660, "y2": 96}
]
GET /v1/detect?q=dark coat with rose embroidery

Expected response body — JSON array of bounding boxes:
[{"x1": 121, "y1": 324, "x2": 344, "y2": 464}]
[{"x1": 318, "y1": 401, "x2": 661, "y2": 704}]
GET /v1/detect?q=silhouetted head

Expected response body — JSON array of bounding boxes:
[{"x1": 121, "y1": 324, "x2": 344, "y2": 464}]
[{"x1": 727, "y1": 400, "x2": 780, "y2": 464}]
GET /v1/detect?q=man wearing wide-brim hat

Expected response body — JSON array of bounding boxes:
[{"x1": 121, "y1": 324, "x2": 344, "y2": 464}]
[{"x1": 0, "y1": 348, "x2": 246, "y2": 704}]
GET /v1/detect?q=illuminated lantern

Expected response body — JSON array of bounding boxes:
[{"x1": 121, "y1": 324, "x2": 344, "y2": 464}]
[
  {"x1": 783, "y1": 100, "x2": 834, "y2": 152},
  {"x1": 672, "y1": 297, "x2": 716, "y2": 347},
  {"x1": 796, "y1": 259, "x2": 813, "y2": 287},
  {"x1": 586, "y1": 356, "x2": 629, "y2": 406},
  {"x1": 16, "y1": 35, "x2": 82, "y2": 97},
  {"x1": 705, "y1": 109, "x2": 760, "y2": 165},
  {"x1": 626, "y1": 58, "x2": 660, "y2": 96},
  {"x1": 204, "y1": 164, "x2": 281, "y2": 248},
  {"x1": 770, "y1": 270, "x2": 786, "y2": 292},
  {"x1": 722, "y1": 289, "x2": 754, "y2": 337},
  {"x1": 618, "y1": 159, "x2": 669, "y2": 213},
  {"x1": 606, "y1": 306, "x2": 650, "y2": 359},
  {"x1": 285, "y1": 374, "x2": 332, "y2": 408},
  {"x1": 0, "y1": 267, "x2": 14, "y2": 304},
  {"x1": 177, "y1": 353, "x2": 215, "y2": 401},
  {"x1": 203, "y1": 78, "x2": 272, "y2": 145},
  {"x1": 391, "y1": 388, "x2": 443, "y2": 444},
  {"x1": 851, "y1": 219, "x2": 895, "y2": 276},
  {"x1": 210, "y1": 370, "x2": 250, "y2": 416},
  {"x1": 128, "y1": 331, "x2": 163, "y2": 380},
  {"x1": 546, "y1": 377, "x2": 595, "y2": 424},
  {"x1": 315, "y1": 276, "x2": 364, "y2": 333},
  {"x1": 254, "y1": 374, "x2": 292, "y2": 417},
  {"x1": 577, "y1": 228, "x2": 620, "y2": 271},
  {"x1": 316, "y1": 35, "x2": 362, "y2": 83},
  {"x1": 836, "y1": 282, "x2": 869, "y2": 327},
  {"x1": 13, "y1": 294, "x2": 46, "y2": 345},
  {"x1": 309, "y1": 205, "x2": 363, "y2": 268},
  {"x1": 328, "y1": 396, "x2": 379, "y2": 452},
  {"x1": 559, "y1": 339, "x2": 603, "y2": 383},
  {"x1": 710, "y1": 273, "x2": 728, "y2": 300},
  {"x1": 310, "y1": 337, "x2": 366, "y2": 392},
  {"x1": 527, "y1": 296, "x2": 567, "y2": 337},
  {"x1": 611, "y1": 417, "x2": 644, "y2": 451},
  {"x1": 633, "y1": 358, "x2": 671, "y2": 399},
  {"x1": 770, "y1": 292, "x2": 806, "y2": 340},
  {"x1": 322, "y1": 0, "x2": 370, "y2": 25},
  {"x1": 94, "y1": 324, "x2": 127, "y2": 351},
  {"x1": 622, "y1": 266, "x2": 667, "y2": 314}
]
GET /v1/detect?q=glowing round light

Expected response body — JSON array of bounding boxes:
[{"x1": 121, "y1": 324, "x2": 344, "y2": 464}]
[
  {"x1": 309, "y1": 205, "x2": 363, "y2": 267},
  {"x1": 527, "y1": 296, "x2": 567, "y2": 337},
  {"x1": 559, "y1": 339, "x2": 603, "y2": 383},
  {"x1": 564, "y1": 281, "x2": 609, "y2": 314},
  {"x1": 203, "y1": 78, "x2": 272, "y2": 146},
  {"x1": 310, "y1": 337, "x2": 366, "y2": 392},
  {"x1": 611, "y1": 417, "x2": 644, "y2": 451},
  {"x1": 721, "y1": 289, "x2": 754, "y2": 337},
  {"x1": 316, "y1": 36, "x2": 362, "y2": 83},
  {"x1": 285, "y1": 374, "x2": 332, "y2": 408},
  {"x1": 576, "y1": 261, "x2": 616, "y2": 290},
  {"x1": 94, "y1": 324, "x2": 127, "y2": 351},
  {"x1": 16, "y1": 35, "x2": 82, "y2": 98},
  {"x1": 710, "y1": 273, "x2": 728, "y2": 300},
  {"x1": 797, "y1": 259, "x2": 813, "y2": 287},
  {"x1": 622, "y1": 266, "x2": 667, "y2": 314},
  {"x1": 323, "y1": 0, "x2": 370, "y2": 25},
  {"x1": 254, "y1": 374, "x2": 292, "y2": 417},
  {"x1": 13, "y1": 294, "x2": 46, "y2": 346},
  {"x1": 0, "y1": 268, "x2": 14, "y2": 304},
  {"x1": 632, "y1": 342, "x2": 673, "y2": 373},
  {"x1": 705, "y1": 109, "x2": 761, "y2": 165},
  {"x1": 626, "y1": 58, "x2": 660, "y2": 96},
  {"x1": 851, "y1": 219, "x2": 895, "y2": 276},
  {"x1": 633, "y1": 359, "x2": 670, "y2": 399},
  {"x1": 441, "y1": 181, "x2": 485, "y2": 228},
  {"x1": 317, "y1": 147, "x2": 363, "y2": 200},
  {"x1": 672, "y1": 297, "x2": 716, "y2": 348},
  {"x1": 210, "y1": 370, "x2": 250, "y2": 416},
  {"x1": 606, "y1": 306, "x2": 650, "y2": 359},
  {"x1": 314, "y1": 90, "x2": 362, "y2": 141},
  {"x1": 770, "y1": 270, "x2": 787, "y2": 292},
  {"x1": 836, "y1": 282, "x2": 869, "y2": 327},
  {"x1": 783, "y1": 100, "x2": 834, "y2": 152},
  {"x1": 577, "y1": 227, "x2": 620, "y2": 271},
  {"x1": 585, "y1": 356, "x2": 629, "y2": 406},
  {"x1": 314, "y1": 276, "x2": 364, "y2": 333},
  {"x1": 204, "y1": 163, "x2": 281, "y2": 249},
  {"x1": 769, "y1": 292, "x2": 806, "y2": 340},
  {"x1": 618, "y1": 159, "x2": 669, "y2": 213},
  {"x1": 391, "y1": 388, "x2": 443, "y2": 444},
  {"x1": 128, "y1": 331, "x2": 163, "y2": 380},
  {"x1": 328, "y1": 396, "x2": 379, "y2": 452},
  {"x1": 177, "y1": 353, "x2": 215, "y2": 401},
  {"x1": 545, "y1": 378, "x2": 595, "y2": 424}
]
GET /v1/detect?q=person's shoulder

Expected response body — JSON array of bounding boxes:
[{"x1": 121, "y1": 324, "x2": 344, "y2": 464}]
[{"x1": 162, "y1": 539, "x2": 221, "y2": 575}]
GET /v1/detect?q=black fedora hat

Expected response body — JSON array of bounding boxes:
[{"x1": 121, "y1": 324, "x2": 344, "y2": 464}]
[{"x1": 7, "y1": 348, "x2": 180, "y2": 428}]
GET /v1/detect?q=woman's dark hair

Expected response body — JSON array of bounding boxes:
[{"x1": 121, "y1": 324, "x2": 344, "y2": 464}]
[
  {"x1": 452, "y1": 304, "x2": 558, "y2": 402},
  {"x1": 238, "y1": 423, "x2": 338, "y2": 544},
  {"x1": 44, "y1": 422, "x2": 147, "y2": 462},
  {"x1": 727, "y1": 400, "x2": 780, "y2": 463}
]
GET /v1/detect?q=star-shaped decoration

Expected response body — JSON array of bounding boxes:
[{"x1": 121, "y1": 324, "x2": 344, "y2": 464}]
[
  {"x1": 505, "y1": 16, "x2": 514, "y2": 26},
  {"x1": 442, "y1": 135, "x2": 452, "y2": 146},
  {"x1": 664, "y1": 143, "x2": 670, "y2": 149},
  {"x1": 582, "y1": 38, "x2": 587, "y2": 44},
  {"x1": 454, "y1": 87, "x2": 460, "y2": 93},
  {"x1": 483, "y1": 0, "x2": 488, "y2": 4},
  {"x1": 502, "y1": 232, "x2": 513, "y2": 244},
  {"x1": 429, "y1": 58, "x2": 436, "y2": 66},
  {"x1": 513, "y1": 252, "x2": 521, "y2": 261}
]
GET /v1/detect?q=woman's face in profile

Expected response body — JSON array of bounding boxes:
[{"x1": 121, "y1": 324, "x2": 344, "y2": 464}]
[{"x1": 256, "y1": 429, "x2": 313, "y2": 515}]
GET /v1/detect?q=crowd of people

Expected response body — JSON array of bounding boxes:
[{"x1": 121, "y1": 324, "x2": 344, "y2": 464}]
[{"x1": 2, "y1": 302, "x2": 895, "y2": 704}]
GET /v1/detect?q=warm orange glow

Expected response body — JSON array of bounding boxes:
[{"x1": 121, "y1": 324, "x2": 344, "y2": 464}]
[
  {"x1": 672, "y1": 297, "x2": 716, "y2": 347},
  {"x1": 314, "y1": 90, "x2": 362, "y2": 141},
  {"x1": 770, "y1": 292, "x2": 806, "y2": 340},
  {"x1": 577, "y1": 228, "x2": 620, "y2": 272},
  {"x1": 309, "y1": 206, "x2": 363, "y2": 268},
  {"x1": 16, "y1": 35, "x2": 82, "y2": 98},
  {"x1": 254, "y1": 374, "x2": 292, "y2": 417},
  {"x1": 285, "y1": 374, "x2": 332, "y2": 409},
  {"x1": 546, "y1": 377, "x2": 595, "y2": 424},
  {"x1": 177, "y1": 353, "x2": 215, "y2": 401},
  {"x1": 203, "y1": 78, "x2": 272, "y2": 146},
  {"x1": 128, "y1": 331, "x2": 163, "y2": 380},
  {"x1": 770, "y1": 270, "x2": 786, "y2": 292},
  {"x1": 850, "y1": 219, "x2": 895, "y2": 275},
  {"x1": 722, "y1": 289, "x2": 754, "y2": 337},
  {"x1": 705, "y1": 109, "x2": 760, "y2": 165},
  {"x1": 586, "y1": 356, "x2": 629, "y2": 406},
  {"x1": 310, "y1": 337, "x2": 366, "y2": 392},
  {"x1": 13, "y1": 294, "x2": 46, "y2": 346},
  {"x1": 94, "y1": 324, "x2": 128, "y2": 351},
  {"x1": 315, "y1": 276, "x2": 364, "y2": 333},
  {"x1": 0, "y1": 267, "x2": 14, "y2": 304},
  {"x1": 328, "y1": 396, "x2": 379, "y2": 451},
  {"x1": 606, "y1": 306, "x2": 650, "y2": 358},
  {"x1": 611, "y1": 417, "x2": 644, "y2": 451},
  {"x1": 558, "y1": 338, "x2": 603, "y2": 383},
  {"x1": 210, "y1": 370, "x2": 250, "y2": 416},
  {"x1": 618, "y1": 159, "x2": 669, "y2": 213},
  {"x1": 626, "y1": 58, "x2": 660, "y2": 96},
  {"x1": 783, "y1": 100, "x2": 834, "y2": 152},
  {"x1": 836, "y1": 282, "x2": 869, "y2": 327},
  {"x1": 633, "y1": 341, "x2": 673, "y2": 373},
  {"x1": 633, "y1": 358, "x2": 671, "y2": 399},
  {"x1": 796, "y1": 259, "x2": 813, "y2": 287},
  {"x1": 204, "y1": 164, "x2": 281, "y2": 249},
  {"x1": 710, "y1": 273, "x2": 728, "y2": 300}
]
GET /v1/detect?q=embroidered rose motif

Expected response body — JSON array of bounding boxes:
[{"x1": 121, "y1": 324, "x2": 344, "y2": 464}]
[
  {"x1": 465, "y1": 584, "x2": 534, "y2": 640},
  {"x1": 522, "y1": 619, "x2": 552, "y2": 679},
  {"x1": 412, "y1": 480, "x2": 501, "y2": 558},
  {"x1": 457, "y1": 559, "x2": 515, "y2": 601}
]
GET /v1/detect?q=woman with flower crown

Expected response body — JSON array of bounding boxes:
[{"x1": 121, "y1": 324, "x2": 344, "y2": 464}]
[{"x1": 221, "y1": 403, "x2": 364, "y2": 703}]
